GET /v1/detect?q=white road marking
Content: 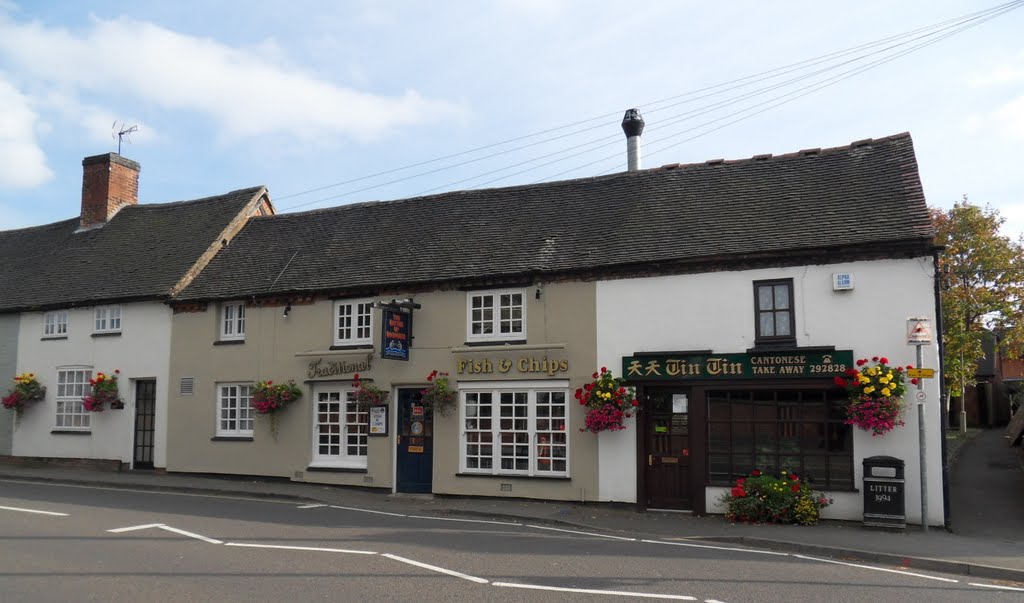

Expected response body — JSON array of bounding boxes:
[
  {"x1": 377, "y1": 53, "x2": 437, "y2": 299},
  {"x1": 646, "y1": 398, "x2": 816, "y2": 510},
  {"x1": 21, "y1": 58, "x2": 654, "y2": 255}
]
[
  {"x1": 492, "y1": 582, "x2": 696, "y2": 600},
  {"x1": 296, "y1": 503, "x2": 327, "y2": 509},
  {"x1": 641, "y1": 539, "x2": 788, "y2": 556},
  {"x1": 526, "y1": 524, "x2": 636, "y2": 541},
  {"x1": 406, "y1": 514, "x2": 520, "y2": 526},
  {"x1": 328, "y1": 504, "x2": 407, "y2": 517},
  {"x1": 108, "y1": 523, "x2": 165, "y2": 533},
  {"x1": 157, "y1": 525, "x2": 224, "y2": 545},
  {"x1": 792, "y1": 554, "x2": 959, "y2": 583},
  {"x1": 968, "y1": 582, "x2": 1024, "y2": 592},
  {"x1": 106, "y1": 523, "x2": 222, "y2": 544},
  {"x1": 0, "y1": 504, "x2": 68, "y2": 517},
  {"x1": 0, "y1": 478, "x2": 299, "y2": 505},
  {"x1": 705, "y1": 599, "x2": 728, "y2": 603},
  {"x1": 225, "y1": 542, "x2": 376, "y2": 555},
  {"x1": 382, "y1": 553, "x2": 489, "y2": 584}
]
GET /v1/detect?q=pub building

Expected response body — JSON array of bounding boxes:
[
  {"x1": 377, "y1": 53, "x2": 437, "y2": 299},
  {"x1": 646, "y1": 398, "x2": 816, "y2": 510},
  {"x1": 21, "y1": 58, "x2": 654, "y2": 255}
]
[{"x1": 164, "y1": 120, "x2": 943, "y2": 524}]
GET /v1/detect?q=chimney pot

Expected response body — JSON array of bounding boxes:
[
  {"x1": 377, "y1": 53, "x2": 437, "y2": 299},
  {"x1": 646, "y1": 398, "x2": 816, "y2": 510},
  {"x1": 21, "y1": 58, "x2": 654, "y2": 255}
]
[
  {"x1": 80, "y1": 153, "x2": 140, "y2": 230},
  {"x1": 621, "y1": 108, "x2": 645, "y2": 172}
]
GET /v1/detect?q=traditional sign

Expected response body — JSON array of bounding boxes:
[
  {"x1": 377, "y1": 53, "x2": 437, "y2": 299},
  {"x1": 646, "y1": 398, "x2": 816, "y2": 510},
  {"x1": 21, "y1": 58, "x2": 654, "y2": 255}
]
[
  {"x1": 907, "y1": 318, "x2": 932, "y2": 345},
  {"x1": 621, "y1": 350, "x2": 854, "y2": 381},
  {"x1": 381, "y1": 309, "x2": 411, "y2": 361},
  {"x1": 407, "y1": 445, "x2": 424, "y2": 454},
  {"x1": 907, "y1": 368, "x2": 935, "y2": 379},
  {"x1": 369, "y1": 406, "x2": 388, "y2": 436},
  {"x1": 307, "y1": 354, "x2": 372, "y2": 379},
  {"x1": 456, "y1": 355, "x2": 569, "y2": 376}
]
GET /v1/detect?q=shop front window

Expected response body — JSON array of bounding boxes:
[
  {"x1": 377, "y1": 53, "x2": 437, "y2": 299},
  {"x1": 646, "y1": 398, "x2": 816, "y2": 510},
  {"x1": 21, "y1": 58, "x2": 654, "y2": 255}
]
[{"x1": 707, "y1": 388, "x2": 852, "y2": 489}]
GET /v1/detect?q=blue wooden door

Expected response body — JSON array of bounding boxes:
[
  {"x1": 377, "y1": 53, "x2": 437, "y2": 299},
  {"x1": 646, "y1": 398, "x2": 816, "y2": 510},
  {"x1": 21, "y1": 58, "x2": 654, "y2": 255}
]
[{"x1": 396, "y1": 388, "x2": 433, "y2": 493}]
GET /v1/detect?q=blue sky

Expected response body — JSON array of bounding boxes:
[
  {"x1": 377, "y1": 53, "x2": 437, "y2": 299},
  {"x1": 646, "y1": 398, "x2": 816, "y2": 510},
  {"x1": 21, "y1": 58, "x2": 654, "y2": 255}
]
[{"x1": 2, "y1": 1, "x2": 1023, "y2": 239}]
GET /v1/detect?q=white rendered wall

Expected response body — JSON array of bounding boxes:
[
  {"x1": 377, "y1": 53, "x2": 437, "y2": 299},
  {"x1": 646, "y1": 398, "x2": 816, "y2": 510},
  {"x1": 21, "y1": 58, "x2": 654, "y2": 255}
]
[
  {"x1": 596, "y1": 258, "x2": 944, "y2": 526},
  {"x1": 13, "y1": 303, "x2": 172, "y2": 467}
]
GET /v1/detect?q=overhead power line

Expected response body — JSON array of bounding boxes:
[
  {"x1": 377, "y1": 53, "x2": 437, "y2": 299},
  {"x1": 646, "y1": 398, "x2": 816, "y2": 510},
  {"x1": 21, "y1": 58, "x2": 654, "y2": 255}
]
[{"x1": 277, "y1": 0, "x2": 1023, "y2": 211}]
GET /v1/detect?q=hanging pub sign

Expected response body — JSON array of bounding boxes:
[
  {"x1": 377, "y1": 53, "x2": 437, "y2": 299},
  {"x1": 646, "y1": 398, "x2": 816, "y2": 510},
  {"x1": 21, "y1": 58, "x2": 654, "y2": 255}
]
[
  {"x1": 381, "y1": 309, "x2": 411, "y2": 361},
  {"x1": 622, "y1": 350, "x2": 854, "y2": 381}
]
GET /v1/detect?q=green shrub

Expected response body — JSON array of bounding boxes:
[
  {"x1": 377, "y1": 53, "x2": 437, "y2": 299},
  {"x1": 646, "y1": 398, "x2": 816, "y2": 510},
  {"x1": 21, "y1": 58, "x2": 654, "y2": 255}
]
[{"x1": 719, "y1": 470, "x2": 833, "y2": 526}]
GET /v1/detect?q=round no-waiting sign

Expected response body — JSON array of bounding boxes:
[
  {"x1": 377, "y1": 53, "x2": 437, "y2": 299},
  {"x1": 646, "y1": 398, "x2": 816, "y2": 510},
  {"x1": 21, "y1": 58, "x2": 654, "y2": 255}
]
[{"x1": 916, "y1": 391, "x2": 927, "y2": 401}]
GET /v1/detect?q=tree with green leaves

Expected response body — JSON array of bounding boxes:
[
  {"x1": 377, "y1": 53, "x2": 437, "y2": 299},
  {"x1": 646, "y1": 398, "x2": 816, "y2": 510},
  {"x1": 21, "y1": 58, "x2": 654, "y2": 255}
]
[{"x1": 931, "y1": 197, "x2": 1024, "y2": 429}]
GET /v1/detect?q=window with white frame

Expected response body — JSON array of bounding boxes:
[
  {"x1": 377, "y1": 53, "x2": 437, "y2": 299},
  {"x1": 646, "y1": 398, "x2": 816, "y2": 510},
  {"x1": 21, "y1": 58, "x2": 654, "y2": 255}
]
[
  {"x1": 217, "y1": 383, "x2": 254, "y2": 437},
  {"x1": 220, "y1": 302, "x2": 246, "y2": 340},
  {"x1": 94, "y1": 305, "x2": 122, "y2": 333},
  {"x1": 467, "y1": 289, "x2": 525, "y2": 342},
  {"x1": 43, "y1": 310, "x2": 69, "y2": 337},
  {"x1": 311, "y1": 388, "x2": 367, "y2": 468},
  {"x1": 55, "y1": 368, "x2": 92, "y2": 430},
  {"x1": 334, "y1": 299, "x2": 373, "y2": 346},
  {"x1": 461, "y1": 382, "x2": 568, "y2": 476}
]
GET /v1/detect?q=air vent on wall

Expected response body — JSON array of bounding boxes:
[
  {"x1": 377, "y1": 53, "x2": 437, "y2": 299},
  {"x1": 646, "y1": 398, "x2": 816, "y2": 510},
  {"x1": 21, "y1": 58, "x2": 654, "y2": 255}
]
[{"x1": 179, "y1": 377, "x2": 195, "y2": 396}]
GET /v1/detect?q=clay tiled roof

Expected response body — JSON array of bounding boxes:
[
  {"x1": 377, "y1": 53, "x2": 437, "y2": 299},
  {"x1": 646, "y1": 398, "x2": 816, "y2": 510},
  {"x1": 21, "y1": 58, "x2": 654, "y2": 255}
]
[
  {"x1": 0, "y1": 187, "x2": 265, "y2": 311},
  {"x1": 177, "y1": 133, "x2": 933, "y2": 301}
]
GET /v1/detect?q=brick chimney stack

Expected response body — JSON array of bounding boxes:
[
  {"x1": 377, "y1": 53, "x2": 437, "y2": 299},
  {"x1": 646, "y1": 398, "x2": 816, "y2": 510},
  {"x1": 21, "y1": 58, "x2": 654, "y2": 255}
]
[{"x1": 80, "y1": 153, "x2": 140, "y2": 230}]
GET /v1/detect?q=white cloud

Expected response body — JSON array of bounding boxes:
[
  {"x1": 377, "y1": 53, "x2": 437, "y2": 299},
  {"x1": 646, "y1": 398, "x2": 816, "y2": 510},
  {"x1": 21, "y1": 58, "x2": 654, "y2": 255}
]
[
  {"x1": 0, "y1": 15, "x2": 462, "y2": 145},
  {"x1": 992, "y1": 95, "x2": 1024, "y2": 139},
  {"x1": 969, "y1": 52, "x2": 1024, "y2": 87},
  {"x1": 0, "y1": 77, "x2": 53, "y2": 188}
]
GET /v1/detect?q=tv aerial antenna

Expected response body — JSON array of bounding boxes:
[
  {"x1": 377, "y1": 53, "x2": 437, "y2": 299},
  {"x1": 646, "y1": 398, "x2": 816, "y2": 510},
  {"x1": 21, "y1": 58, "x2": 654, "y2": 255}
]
[{"x1": 112, "y1": 122, "x2": 138, "y2": 154}]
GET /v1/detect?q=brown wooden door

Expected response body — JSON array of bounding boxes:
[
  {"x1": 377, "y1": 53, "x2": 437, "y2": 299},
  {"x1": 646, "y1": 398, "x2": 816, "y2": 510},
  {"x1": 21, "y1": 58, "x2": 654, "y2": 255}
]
[{"x1": 644, "y1": 388, "x2": 692, "y2": 509}]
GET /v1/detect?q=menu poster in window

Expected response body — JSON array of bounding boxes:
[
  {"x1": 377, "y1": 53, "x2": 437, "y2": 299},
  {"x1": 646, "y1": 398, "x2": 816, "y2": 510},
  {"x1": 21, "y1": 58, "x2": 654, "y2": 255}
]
[
  {"x1": 369, "y1": 405, "x2": 388, "y2": 436},
  {"x1": 672, "y1": 394, "x2": 688, "y2": 414}
]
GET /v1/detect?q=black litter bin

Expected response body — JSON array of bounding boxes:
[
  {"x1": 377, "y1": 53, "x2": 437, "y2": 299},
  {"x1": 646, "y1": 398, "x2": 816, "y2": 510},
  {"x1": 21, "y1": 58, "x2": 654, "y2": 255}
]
[{"x1": 862, "y1": 456, "x2": 905, "y2": 529}]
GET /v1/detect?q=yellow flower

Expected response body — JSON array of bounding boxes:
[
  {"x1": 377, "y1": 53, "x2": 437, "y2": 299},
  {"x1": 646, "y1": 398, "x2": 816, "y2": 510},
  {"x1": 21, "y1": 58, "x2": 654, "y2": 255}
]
[
  {"x1": 867, "y1": 367, "x2": 878, "y2": 376},
  {"x1": 881, "y1": 388, "x2": 891, "y2": 396},
  {"x1": 864, "y1": 386, "x2": 875, "y2": 394}
]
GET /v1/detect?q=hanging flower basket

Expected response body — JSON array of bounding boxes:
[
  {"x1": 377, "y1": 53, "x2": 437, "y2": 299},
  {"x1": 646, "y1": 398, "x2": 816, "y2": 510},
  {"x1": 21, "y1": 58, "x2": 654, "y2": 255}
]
[
  {"x1": 421, "y1": 370, "x2": 457, "y2": 417},
  {"x1": 252, "y1": 380, "x2": 302, "y2": 415},
  {"x1": 2, "y1": 373, "x2": 46, "y2": 412},
  {"x1": 83, "y1": 370, "x2": 122, "y2": 412},
  {"x1": 834, "y1": 356, "x2": 908, "y2": 436},
  {"x1": 575, "y1": 367, "x2": 640, "y2": 433},
  {"x1": 352, "y1": 374, "x2": 389, "y2": 409}
]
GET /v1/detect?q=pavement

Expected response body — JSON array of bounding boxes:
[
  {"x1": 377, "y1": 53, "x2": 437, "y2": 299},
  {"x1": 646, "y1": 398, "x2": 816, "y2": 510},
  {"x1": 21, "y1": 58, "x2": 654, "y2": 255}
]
[{"x1": 2, "y1": 428, "x2": 1023, "y2": 584}]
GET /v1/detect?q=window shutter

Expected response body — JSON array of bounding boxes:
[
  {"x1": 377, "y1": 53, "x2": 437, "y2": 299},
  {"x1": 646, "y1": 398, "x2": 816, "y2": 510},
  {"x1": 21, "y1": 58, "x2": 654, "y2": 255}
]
[{"x1": 180, "y1": 377, "x2": 195, "y2": 396}]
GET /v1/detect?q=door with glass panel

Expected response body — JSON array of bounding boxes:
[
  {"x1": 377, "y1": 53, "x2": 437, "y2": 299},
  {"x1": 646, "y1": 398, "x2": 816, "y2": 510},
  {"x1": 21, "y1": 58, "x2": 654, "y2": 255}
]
[
  {"x1": 643, "y1": 388, "x2": 692, "y2": 510},
  {"x1": 396, "y1": 388, "x2": 433, "y2": 493}
]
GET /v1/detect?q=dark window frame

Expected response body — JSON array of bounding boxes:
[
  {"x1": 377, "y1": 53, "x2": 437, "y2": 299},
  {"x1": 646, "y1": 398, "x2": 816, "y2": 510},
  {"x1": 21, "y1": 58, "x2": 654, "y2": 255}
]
[
  {"x1": 753, "y1": 278, "x2": 796, "y2": 345},
  {"x1": 706, "y1": 388, "x2": 854, "y2": 490}
]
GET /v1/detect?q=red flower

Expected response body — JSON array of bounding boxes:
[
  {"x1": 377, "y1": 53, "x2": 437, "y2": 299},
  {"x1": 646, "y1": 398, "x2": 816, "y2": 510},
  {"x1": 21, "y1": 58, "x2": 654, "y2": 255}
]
[
  {"x1": 353, "y1": 373, "x2": 360, "y2": 380},
  {"x1": 592, "y1": 372, "x2": 599, "y2": 379},
  {"x1": 736, "y1": 478, "x2": 746, "y2": 487},
  {"x1": 631, "y1": 400, "x2": 639, "y2": 407},
  {"x1": 872, "y1": 356, "x2": 879, "y2": 362},
  {"x1": 906, "y1": 365, "x2": 913, "y2": 370},
  {"x1": 600, "y1": 366, "x2": 607, "y2": 373},
  {"x1": 844, "y1": 368, "x2": 858, "y2": 376},
  {"x1": 789, "y1": 473, "x2": 798, "y2": 481},
  {"x1": 856, "y1": 359, "x2": 867, "y2": 366},
  {"x1": 879, "y1": 357, "x2": 889, "y2": 364},
  {"x1": 792, "y1": 484, "x2": 800, "y2": 492},
  {"x1": 834, "y1": 377, "x2": 848, "y2": 387},
  {"x1": 730, "y1": 487, "x2": 747, "y2": 498},
  {"x1": 910, "y1": 378, "x2": 919, "y2": 385},
  {"x1": 751, "y1": 469, "x2": 761, "y2": 477}
]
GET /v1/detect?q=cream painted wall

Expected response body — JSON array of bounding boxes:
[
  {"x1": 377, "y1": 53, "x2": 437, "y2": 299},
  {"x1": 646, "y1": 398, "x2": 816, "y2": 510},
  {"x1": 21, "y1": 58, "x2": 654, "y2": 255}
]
[
  {"x1": 0, "y1": 314, "x2": 19, "y2": 455},
  {"x1": 597, "y1": 258, "x2": 945, "y2": 526},
  {"x1": 13, "y1": 303, "x2": 172, "y2": 467},
  {"x1": 168, "y1": 281, "x2": 600, "y2": 501}
]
